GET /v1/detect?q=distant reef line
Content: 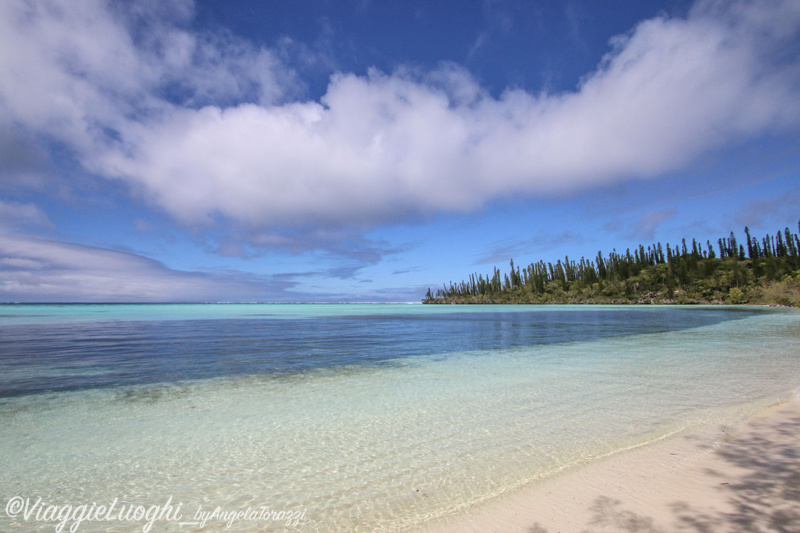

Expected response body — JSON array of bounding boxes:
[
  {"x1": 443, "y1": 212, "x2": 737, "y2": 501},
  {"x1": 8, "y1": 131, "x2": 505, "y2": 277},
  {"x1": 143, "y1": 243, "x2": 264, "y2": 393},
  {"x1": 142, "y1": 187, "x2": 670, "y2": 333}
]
[{"x1": 423, "y1": 224, "x2": 800, "y2": 306}]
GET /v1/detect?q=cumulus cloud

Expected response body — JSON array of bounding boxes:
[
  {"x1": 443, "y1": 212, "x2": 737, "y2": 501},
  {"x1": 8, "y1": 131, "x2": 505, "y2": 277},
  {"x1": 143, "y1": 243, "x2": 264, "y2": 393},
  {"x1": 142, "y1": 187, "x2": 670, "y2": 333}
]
[
  {"x1": 0, "y1": 233, "x2": 298, "y2": 302},
  {"x1": 0, "y1": 0, "x2": 295, "y2": 154},
  {"x1": 1, "y1": 0, "x2": 799, "y2": 250}
]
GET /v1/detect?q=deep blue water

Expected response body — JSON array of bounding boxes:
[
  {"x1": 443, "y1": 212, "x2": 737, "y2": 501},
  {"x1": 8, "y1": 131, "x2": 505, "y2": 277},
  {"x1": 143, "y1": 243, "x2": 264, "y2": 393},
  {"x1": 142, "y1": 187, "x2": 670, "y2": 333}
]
[{"x1": 0, "y1": 305, "x2": 759, "y2": 398}]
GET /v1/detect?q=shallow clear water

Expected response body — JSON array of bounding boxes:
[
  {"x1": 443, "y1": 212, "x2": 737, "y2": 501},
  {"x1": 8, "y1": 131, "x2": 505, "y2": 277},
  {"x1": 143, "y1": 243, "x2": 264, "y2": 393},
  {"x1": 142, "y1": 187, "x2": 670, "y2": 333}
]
[{"x1": 0, "y1": 304, "x2": 798, "y2": 532}]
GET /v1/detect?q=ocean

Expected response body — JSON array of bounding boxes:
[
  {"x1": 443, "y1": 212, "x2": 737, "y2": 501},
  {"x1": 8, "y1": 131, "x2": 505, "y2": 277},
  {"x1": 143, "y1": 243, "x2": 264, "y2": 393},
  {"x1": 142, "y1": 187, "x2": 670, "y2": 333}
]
[{"x1": 1, "y1": 304, "x2": 798, "y2": 532}]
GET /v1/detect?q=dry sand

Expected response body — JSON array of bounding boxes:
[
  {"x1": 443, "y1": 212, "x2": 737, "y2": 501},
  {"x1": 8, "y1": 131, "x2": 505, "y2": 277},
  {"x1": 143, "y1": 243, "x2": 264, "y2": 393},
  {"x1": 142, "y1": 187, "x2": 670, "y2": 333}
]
[{"x1": 428, "y1": 397, "x2": 800, "y2": 533}]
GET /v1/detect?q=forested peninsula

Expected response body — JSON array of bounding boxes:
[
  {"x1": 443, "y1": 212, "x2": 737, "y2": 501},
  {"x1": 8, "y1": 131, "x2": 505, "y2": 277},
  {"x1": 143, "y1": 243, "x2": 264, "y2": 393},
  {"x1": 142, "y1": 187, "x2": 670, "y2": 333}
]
[{"x1": 423, "y1": 224, "x2": 800, "y2": 306}]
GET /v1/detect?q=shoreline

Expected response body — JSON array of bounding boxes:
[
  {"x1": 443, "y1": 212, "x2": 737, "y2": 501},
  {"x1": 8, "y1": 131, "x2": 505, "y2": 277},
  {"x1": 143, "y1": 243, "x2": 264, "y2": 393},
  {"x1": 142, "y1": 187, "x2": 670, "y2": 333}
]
[
  {"x1": 422, "y1": 300, "x2": 798, "y2": 307},
  {"x1": 424, "y1": 395, "x2": 800, "y2": 532}
]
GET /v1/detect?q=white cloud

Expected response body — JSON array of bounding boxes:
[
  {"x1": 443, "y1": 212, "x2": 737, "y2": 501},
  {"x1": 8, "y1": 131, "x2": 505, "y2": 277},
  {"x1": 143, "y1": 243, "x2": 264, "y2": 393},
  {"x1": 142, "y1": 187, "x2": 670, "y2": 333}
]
[
  {"x1": 0, "y1": 0, "x2": 295, "y2": 154},
  {"x1": 0, "y1": 233, "x2": 297, "y2": 302},
  {"x1": 1, "y1": 0, "x2": 799, "y2": 249}
]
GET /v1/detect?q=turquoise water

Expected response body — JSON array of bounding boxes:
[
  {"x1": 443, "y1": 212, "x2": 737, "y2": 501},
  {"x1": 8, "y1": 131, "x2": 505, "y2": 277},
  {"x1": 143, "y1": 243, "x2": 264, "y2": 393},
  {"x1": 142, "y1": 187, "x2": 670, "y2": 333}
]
[{"x1": 0, "y1": 304, "x2": 799, "y2": 532}]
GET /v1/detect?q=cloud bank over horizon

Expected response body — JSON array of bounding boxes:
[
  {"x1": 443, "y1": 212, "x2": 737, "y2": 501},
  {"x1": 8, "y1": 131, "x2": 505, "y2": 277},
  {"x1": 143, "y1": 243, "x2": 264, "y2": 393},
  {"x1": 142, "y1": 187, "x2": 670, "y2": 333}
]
[
  {"x1": 0, "y1": 233, "x2": 302, "y2": 302},
  {"x1": 2, "y1": 0, "x2": 798, "y2": 241}
]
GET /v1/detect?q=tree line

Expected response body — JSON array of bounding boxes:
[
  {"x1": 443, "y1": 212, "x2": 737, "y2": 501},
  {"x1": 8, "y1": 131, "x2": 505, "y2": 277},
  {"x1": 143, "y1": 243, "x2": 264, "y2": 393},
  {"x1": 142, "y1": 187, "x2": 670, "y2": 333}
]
[{"x1": 423, "y1": 223, "x2": 800, "y2": 306}]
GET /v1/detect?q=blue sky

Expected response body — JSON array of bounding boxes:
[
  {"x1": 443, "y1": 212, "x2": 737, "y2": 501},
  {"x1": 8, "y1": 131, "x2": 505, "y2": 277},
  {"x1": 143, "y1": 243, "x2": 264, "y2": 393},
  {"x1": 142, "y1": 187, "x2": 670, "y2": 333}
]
[{"x1": 1, "y1": 0, "x2": 799, "y2": 302}]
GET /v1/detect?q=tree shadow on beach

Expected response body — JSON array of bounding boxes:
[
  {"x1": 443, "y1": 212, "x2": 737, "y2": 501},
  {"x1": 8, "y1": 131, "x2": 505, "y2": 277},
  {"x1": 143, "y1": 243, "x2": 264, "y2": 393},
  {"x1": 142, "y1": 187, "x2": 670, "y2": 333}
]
[
  {"x1": 691, "y1": 409, "x2": 800, "y2": 533},
  {"x1": 528, "y1": 408, "x2": 800, "y2": 533}
]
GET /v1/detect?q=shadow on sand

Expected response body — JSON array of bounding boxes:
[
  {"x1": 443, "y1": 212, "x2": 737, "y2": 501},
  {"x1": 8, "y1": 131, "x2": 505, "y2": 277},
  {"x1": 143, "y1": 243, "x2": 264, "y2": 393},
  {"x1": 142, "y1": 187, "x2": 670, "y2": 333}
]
[{"x1": 527, "y1": 408, "x2": 800, "y2": 533}]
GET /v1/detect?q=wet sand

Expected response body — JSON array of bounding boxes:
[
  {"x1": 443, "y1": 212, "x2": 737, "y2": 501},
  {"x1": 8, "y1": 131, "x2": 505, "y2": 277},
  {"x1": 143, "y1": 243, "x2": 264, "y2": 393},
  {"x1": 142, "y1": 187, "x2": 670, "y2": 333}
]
[{"x1": 429, "y1": 396, "x2": 800, "y2": 533}]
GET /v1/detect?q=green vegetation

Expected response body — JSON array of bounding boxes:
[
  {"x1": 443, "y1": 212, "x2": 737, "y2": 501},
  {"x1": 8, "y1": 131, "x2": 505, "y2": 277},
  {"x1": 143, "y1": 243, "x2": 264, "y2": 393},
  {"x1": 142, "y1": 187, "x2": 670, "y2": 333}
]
[{"x1": 423, "y1": 223, "x2": 800, "y2": 306}]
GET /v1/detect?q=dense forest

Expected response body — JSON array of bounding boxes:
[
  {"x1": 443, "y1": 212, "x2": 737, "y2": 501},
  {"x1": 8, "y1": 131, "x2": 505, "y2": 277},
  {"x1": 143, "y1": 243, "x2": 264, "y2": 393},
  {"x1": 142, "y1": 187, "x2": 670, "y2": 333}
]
[{"x1": 423, "y1": 224, "x2": 800, "y2": 306}]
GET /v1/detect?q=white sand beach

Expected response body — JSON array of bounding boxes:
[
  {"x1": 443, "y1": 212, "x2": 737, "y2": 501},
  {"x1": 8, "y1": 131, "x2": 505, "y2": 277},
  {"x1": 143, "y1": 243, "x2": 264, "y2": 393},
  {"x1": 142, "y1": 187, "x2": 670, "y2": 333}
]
[{"x1": 430, "y1": 396, "x2": 800, "y2": 533}]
